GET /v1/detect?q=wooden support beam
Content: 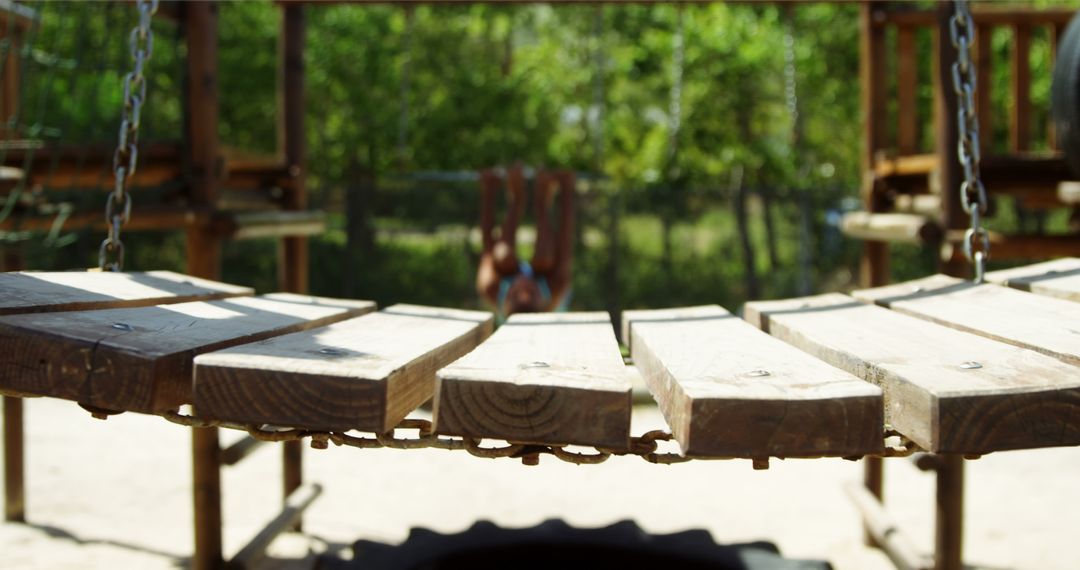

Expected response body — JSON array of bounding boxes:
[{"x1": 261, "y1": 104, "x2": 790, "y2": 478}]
[
  {"x1": 854, "y1": 274, "x2": 1080, "y2": 366},
  {"x1": 936, "y1": 2, "x2": 965, "y2": 278},
  {"x1": 745, "y1": 293, "x2": 1080, "y2": 455},
  {"x1": 985, "y1": 257, "x2": 1080, "y2": 302},
  {"x1": 897, "y1": 26, "x2": 919, "y2": 155},
  {"x1": 3, "y1": 395, "x2": 23, "y2": 522},
  {"x1": 194, "y1": 305, "x2": 492, "y2": 433},
  {"x1": 435, "y1": 312, "x2": 632, "y2": 449},
  {"x1": 944, "y1": 232, "x2": 1080, "y2": 261},
  {"x1": 220, "y1": 435, "x2": 264, "y2": 467},
  {"x1": 1011, "y1": 24, "x2": 1032, "y2": 153},
  {"x1": 975, "y1": 24, "x2": 992, "y2": 153},
  {"x1": 277, "y1": 3, "x2": 308, "y2": 527},
  {"x1": 881, "y1": 8, "x2": 1077, "y2": 28},
  {"x1": 623, "y1": 306, "x2": 883, "y2": 458},
  {"x1": 860, "y1": 1, "x2": 890, "y2": 288},
  {"x1": 935, "y1": 455, "x2": 965, "y2": 570},
  {"x1": 845, "y1": 482, "x2": 931, "y2": 570},
  {"x1": 227, "y1": 483, "x2": 322, "y2": 570}
]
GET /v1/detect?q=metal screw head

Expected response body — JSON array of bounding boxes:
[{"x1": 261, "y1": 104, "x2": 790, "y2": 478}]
[
  {"x1": 746, "y1": 369, "x2": 771, "y2": 378},
  {"x1": 912, "y1": 286, "x2": 924, "y2": 293},
  {"x1": 959, "y1": 361, "x2": 982, "y2": 370},
  {"x1": 111, "y1": 322, "x2": 133, "y2": 331},
  {"x1": 318, "y1": 347, "x2": 344, "y2": 356}
]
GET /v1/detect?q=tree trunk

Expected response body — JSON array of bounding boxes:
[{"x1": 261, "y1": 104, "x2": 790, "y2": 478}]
[{"x1": 734, "y1": 175, "x2": 760, "y2": 300}]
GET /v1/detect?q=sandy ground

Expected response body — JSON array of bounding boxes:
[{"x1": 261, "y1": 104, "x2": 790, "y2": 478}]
[{"x1": 1, "y1": 397, "x2": 1079, "y2": 570}]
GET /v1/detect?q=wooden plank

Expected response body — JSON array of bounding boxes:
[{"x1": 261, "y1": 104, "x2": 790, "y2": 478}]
[
  {"x1": 194, "y1": 304, "x2": 492, "y2": 432},
  {"x1": 854, "y1": 274, "x2": 1080, "y2": 366},
  {"x1": 985, "y1": 258, "x2": 1080, "y2": 302},
  {"x1": 745, "y1": 294, "x2": 1080, "y2": 454},
  {"x1": 434, "y1": 312, "x2": 631, "y2": 448},
  {"x1": 840, "y1": 212, "x2": 942, "y2": 244},
  {"x1": 622, "y1": 306, "x2": 883, "y2": 458},
  {"x1": 0, "y1": 295, "x2": 374, "y2": 413},
  {"x1": 0, "y1": 270, "x2": 252, "y2": 315}
]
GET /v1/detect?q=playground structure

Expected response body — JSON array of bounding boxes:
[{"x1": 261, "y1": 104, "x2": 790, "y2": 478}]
[{"x1": 0, "y1": 2, "x2": 1079, "y2": 570}]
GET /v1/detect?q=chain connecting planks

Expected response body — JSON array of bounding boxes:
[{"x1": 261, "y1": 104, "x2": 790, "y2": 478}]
[{"x1": 1, "y1": 263, "x2": 1078, "y2": 464}]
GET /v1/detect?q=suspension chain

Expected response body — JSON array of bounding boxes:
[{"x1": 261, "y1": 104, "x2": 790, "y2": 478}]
[
  {"x1": 99, "y1": 0, "x2": 158, "y2": 271},
  {"x1": 160, "y1": 409, "x2": 919, "y2": 467},
  {"x1": 949, "y1": 0, "x2": 990, "y2": 283}
]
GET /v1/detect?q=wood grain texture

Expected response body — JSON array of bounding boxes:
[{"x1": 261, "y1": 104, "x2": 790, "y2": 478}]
[
  {"x1": 434, "y1": 312, "x2": 632, "y2": 448},
  {"x1": 193, "y1": 304, "x2": 492, "y2": 432},
  {"x1": 984, "y1": 258, "x2": 1080, "y2": 302},
  {"x1": 854, "y1": 274, "x2": 1080, "y2": 366},
  {"x1": 623, "y1": 306, "x2": 883, "y2": 458},
  {"x1": 0, "y1": 270, "x2": 252, "y2": 315},
  {"x1": 745, "y1": 294, "x2": 1080, "y2": 454},
  {"x1": 0, "y1": 295, "x2": 374, "y2": 413}
]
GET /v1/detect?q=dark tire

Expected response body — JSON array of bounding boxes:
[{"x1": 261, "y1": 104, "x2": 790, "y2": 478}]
[{"x1": 1052, "y1": 11, "x2": 1080, "y2": 176}]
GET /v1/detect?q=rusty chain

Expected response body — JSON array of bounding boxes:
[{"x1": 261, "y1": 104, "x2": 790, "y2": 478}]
[
  {"x1": 99, "y1": 0, "x2": 158, "y2": 271},
  {"x1": 160, "y1": 409, "x2": 920, "y2": 467},
  {"x1": 949, "y1": 0, "x2": 990, "y2": 283}
]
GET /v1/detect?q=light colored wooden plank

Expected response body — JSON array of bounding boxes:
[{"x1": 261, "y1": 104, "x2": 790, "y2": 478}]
[
  {"x1": 193, "y1": 304, "x2": 493, "y2": 432},
  {"x1": 0, "y1": 295, "x2": 374, "y2": 413},
  {"x1": 745, "y1": 293, "x2": 1080, "y2": 454},
  {"x1": 854, "y1": 274, "x2": 1080, "y2": 366},
  {"x1": 840, "y1": 212, "x2": 941, "y2": 244},
  {"x1": 985, "y1": 258, "x2": 1080, "y2": 302},
  {"x1": 623, "y1": 306, "x2": 883, "y2": 458},
  {"x1": 0, "y1": 270, "x2": 253, "y2": 315},
  {"x1": 434, "y1": 312, "x2": 631, "y2": 448}
]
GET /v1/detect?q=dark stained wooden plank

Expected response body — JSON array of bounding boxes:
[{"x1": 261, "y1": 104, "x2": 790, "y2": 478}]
[
  {"x1": 434, "y1": 312, "x2": 632, "y2": 449},
  {"x1": 0, "y1": 270, "x2": 252, "y2": 315},
  {"x1": 745, "y1": 294, "x2": 1080, "y2": 454},
  {"x1": 193, "y1": 304, "x2": 492, "y2": 432},
  {"x1": 854, "y1": 274, "x2": 1080, "y2": 366},
  {"x1": 623, "y1": 306, "x2": 883, "y2": 458},
  {"x1": 0, "y1": 295, "x2": 374, "y2": 413},
  {"x1": 984, "y1": 258, "x2": 1080, "y2": 302}
]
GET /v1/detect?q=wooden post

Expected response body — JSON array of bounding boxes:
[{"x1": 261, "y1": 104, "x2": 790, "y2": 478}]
[
  {"x1": 937, "y1": 2, "x2": 966, "y2": 278},
  {"x1": 975, "y1": 24, "x2": 993, "y2": 154},
  {"x1": 185, "y1": 4, "x2": 223, "y2": 570},
  {"x1": 859, "y1": 1, "x2": 889, "y2": 288},
  {"x1": 897, "y1": 25, "x2": 919, "y2": 155},
  {"x1": 934, "y1": 8, "x2": 967, "y2": 570},
  {"x1": 935, "y1": 455, "x2": 965, "y2": 570},
  {"x1": 1010, "y1": 24, "x2": 1031, "y2": 153},
  {"x1": 2, "y1": 243, "x2": 26, "y2": 524},
  {"x1": 858, "y1": 3, "x2": 888, "y2": 547},
  {"x1": 2, "y1": 395, "x2": 23, "y2": 523},
  {"x1": 279, "y1": 3, "x2": 307, "y2": 531}
]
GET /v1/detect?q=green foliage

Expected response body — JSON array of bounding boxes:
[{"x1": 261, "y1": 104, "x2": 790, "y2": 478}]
[{"x1": 14, "y1": 1, "x2": 1075, "y2": 313}]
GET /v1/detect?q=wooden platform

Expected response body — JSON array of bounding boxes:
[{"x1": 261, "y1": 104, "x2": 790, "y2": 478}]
[{"x1": 0, "y1": 262, "x2": 1078, "y2": 459}]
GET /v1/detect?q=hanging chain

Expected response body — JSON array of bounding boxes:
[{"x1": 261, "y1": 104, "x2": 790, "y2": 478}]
[
  {"x1": 99, "y1": 0, "x2": 158, "y2": 271},
  {"x1": 949, "y1": 0, "x2": 990, "y2": 283},
  {"x1": 158, "y1": 409, "x2": 919, "y2": 467}
]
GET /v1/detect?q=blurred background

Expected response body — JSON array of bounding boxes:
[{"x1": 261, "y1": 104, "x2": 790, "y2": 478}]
[{"x1": 4, "y1": 0, "x2": 1076, "y2": 313}]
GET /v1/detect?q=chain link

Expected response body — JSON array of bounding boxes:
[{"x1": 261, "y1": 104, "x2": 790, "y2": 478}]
[
  {"x1": 949, "y1": 0, "x2": 990, "y2": 283},
  {"x1": 100, "y1": 0, "x2": 158, "y2": 271},
  {"x1": 159, "y1": 409, "x2": 919, "y2": 467}
]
